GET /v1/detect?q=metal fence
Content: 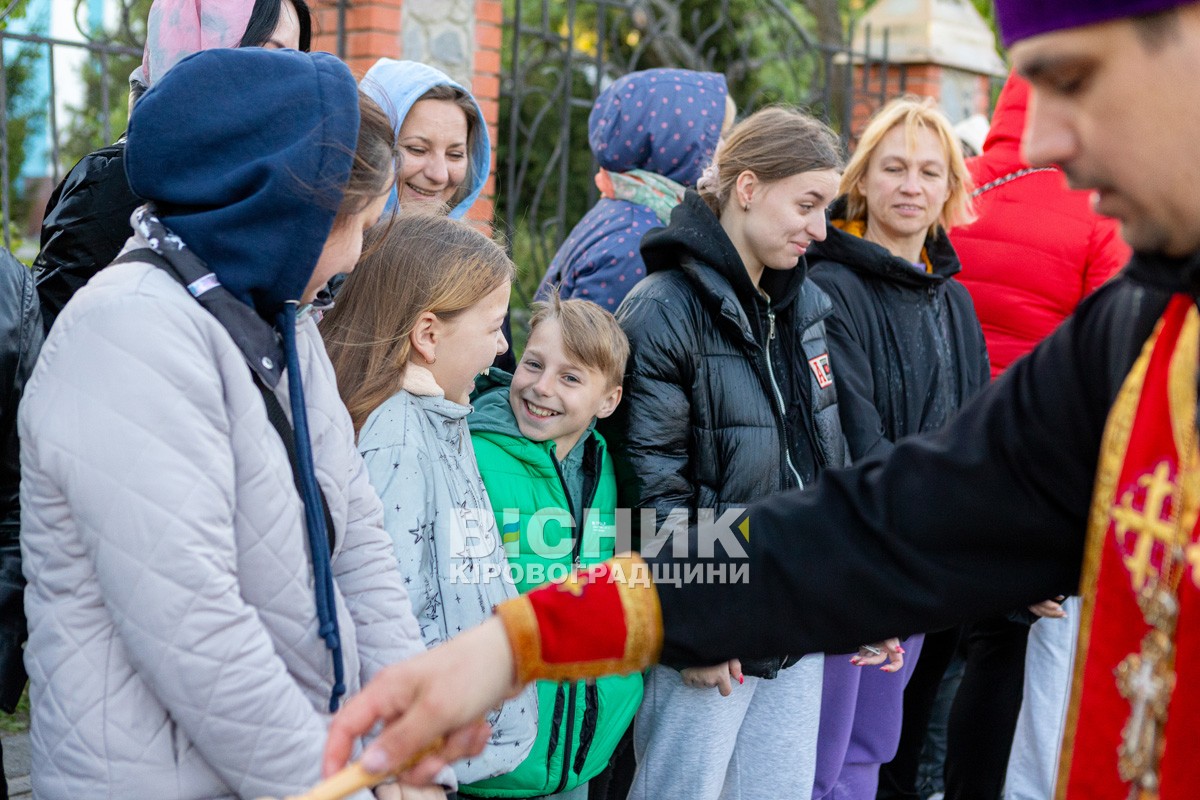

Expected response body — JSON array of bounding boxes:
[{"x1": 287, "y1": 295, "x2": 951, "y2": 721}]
[
  {"x1": 1, "y1": 0, "x2": 910, "y2": 272},
  {"x1": 0, "y1": 22, "x2": 140, "y2": 251},
  {"x1": 0, "y1": 0, "x2": 372, "y2": 254},
  {"x1": 499, "y1": 0, "x2": 909, "y2": 289}
]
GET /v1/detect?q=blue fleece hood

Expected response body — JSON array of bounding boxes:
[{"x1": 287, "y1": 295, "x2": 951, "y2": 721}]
[
  {"x1": 588, "y1": 68, "x2": 728, "y2": 185},
  {"x1": 361, "y1": 58, "x2": 490, "y2": 219},
  {"x1": 125, "y1": 48, "x2": 359, "y2": 321}
]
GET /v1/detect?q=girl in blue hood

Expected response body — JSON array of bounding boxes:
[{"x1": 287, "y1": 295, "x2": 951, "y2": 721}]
[
  {"x1": 538, "y1": 68, "x2": 734, "y2": 310},
  {"x1": 362, "y1": 58, "x2": 491, "y2": 219},
  {"x1": 18, "y1": 48, "x2": 447, "y2": 800}
]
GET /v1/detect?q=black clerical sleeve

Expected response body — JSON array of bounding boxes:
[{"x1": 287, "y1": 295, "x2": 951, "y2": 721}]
[{"x1": 653, "y1": 272, "x2": 1172, "y2": 666}]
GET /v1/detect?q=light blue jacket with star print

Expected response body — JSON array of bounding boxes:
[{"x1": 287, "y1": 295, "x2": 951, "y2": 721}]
[{"x1": 358, "y1": 365, "x2": 537, "y2": 783}]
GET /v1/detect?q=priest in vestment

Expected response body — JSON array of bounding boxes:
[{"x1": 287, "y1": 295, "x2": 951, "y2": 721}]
[{"x1": 322, "y1": 3, "x2": 1200, "y2": 799}]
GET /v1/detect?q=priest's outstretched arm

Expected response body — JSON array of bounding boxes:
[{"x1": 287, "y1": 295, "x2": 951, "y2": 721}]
[{"x1": 321, "y1": 276, "x2": 1166, "y2": 787}]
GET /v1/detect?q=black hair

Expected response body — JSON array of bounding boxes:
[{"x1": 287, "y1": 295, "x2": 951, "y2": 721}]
[
  {"x1": 239, "y1": 0, "x2": 313, "y2": 52},
  {"x1": 1132, "y1": 8, "x2": 1181, "y2": 50}
]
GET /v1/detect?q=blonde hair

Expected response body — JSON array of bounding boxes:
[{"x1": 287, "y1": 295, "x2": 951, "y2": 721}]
[
  {"x1": 840, "y1": 96, "x2": 976, "y2": 236},
  {"x1": 321, "y1": 213, "x2": 515, "y2": 434},
  {"x1": 696, "y1": 105, "x2": 843, "y2": 217},
  {"x1": 528, "y1": 290, "x2": 630, "y2": 388}
]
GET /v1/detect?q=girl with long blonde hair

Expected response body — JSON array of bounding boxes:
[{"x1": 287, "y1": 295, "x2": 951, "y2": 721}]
[{"x1": 322, "y1": 214, "x2": 538, "y2": 786}]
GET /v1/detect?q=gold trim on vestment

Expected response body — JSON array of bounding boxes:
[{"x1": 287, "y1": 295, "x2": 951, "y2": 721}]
[
  {"x1": 613, "y1": 553, "x2": 665, "y2": 667},
  {"x1": 496, "y1": 554, "x2": 663, "y2": 684},
  {"x1": 495, "y1": 592, "x2": 544, "y2": 686},
  {"x1": 1055, "y1": 315, "x2": 1162, "y2": 800},
  {"x1": 1055, "y1": 305, "x2": 1200, "y2": 799}
]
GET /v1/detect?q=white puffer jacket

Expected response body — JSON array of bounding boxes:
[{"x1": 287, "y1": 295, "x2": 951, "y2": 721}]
[{"x1": 19, "y1": 250, "x2": 428, "y2": 800}]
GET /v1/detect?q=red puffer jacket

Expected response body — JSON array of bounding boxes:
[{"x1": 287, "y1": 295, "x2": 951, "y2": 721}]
[{"x1": 949, "y1": 73, "x2": 1130, "y2": 378}]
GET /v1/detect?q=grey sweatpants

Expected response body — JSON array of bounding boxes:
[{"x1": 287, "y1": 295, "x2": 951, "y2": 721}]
[{"x1": 629, "y1": 653, "x2": 823, "y2": 799}]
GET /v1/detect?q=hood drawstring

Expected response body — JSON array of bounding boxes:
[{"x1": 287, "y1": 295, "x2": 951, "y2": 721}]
[{"x1": 278, "y1": 301, "x2": 346, "y2": 712}]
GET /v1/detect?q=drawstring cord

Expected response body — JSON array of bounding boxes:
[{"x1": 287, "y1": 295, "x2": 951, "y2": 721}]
[{"x1": 278, "y1": 301, "x2": 346, "y2": 712}]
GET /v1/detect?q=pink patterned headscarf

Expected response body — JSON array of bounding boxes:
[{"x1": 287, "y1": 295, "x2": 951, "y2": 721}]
[{"x1": 141, "y1": 0, "x2": 256, "y2": 86}]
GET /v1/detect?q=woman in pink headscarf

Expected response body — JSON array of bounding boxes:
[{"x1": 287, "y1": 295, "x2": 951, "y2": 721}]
[{"x1": 33, "y1": 0, "x2": 312, "y2": 331}]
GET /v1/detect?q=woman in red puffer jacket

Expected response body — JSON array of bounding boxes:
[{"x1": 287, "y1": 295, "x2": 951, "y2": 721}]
[{"x1": 950, "y1": 72, "x2": 1129, "y2": 379}]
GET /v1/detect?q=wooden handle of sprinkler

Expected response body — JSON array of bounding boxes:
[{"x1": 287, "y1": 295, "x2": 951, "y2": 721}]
[
  {"x1": 280, "y1": 763, "x2": 380, "y2": 800},
  {"x1": 256, "y1": 738, "x2": 447, "y2": 800}
]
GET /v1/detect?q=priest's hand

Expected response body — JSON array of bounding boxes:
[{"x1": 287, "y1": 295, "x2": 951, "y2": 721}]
[
  {"x1": 850, "y1": 637, "x2": 904, "y2": 672},
  {"x1": 322, "y1": 618, "x2": 516, "y2": 784}
]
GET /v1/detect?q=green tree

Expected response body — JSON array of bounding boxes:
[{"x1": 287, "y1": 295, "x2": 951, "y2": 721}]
[
  {"x1": 498, "y1": 0, "x2": 867, "y2": 316},
  {"x1": 59, "y1": 0, "x2": 149, "y2": 169},
  {"x1": 496, "y1": 0, "x2": 1001, "y2": 351},
  {"x1": 2, "y1": 0, "x2": 41, "y2": 249}
]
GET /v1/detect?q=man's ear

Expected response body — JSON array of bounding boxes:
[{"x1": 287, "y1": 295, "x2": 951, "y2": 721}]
[
  {"x1": 409, "y1": 311, "x2": 441, "y2": 364},
  {"x1": 594, "y1": 384, "x2": 623, "y2": 419}
]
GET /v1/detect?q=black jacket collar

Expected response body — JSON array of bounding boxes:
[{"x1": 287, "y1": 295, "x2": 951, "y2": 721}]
[
  {"x1": 808, "y1": 197, "x2": 961, "y2": 288},
  {"x1": 1125, "y1": 249, "x2": 1200, "y2": 296},
  {"x1": 640, "y1": 190, "x2": 809, "y2": 316}
]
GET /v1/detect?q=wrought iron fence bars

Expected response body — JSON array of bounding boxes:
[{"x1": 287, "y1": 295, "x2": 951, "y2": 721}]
[
  {"x1": 0, "y1": 27, "x2": 140, "y2": 249},
  {"x1": 497, "y1": 0, "x2": 917, "y2": 287},
  {"x1": 1, "y1": 40, "x2": 9, "y2": 251}
]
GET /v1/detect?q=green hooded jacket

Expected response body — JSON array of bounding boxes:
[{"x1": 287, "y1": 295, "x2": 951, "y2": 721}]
[{"x1": 464, "y1": 372, "x2": 642, "y2": 797}]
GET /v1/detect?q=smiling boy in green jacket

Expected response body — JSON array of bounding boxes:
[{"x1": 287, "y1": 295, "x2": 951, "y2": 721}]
[{"x1": 466, "y1": 294, "x2": 640, "y2": 799}]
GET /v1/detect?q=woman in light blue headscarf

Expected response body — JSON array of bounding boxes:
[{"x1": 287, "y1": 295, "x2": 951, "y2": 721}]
[{"x1": 362, "y1": 58, "x2": 491, "y2": 219}]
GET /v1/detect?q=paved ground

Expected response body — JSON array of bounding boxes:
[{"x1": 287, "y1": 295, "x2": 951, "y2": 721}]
[{"x1": 2, "y1": 730, "x2": 30, "y2": 798}]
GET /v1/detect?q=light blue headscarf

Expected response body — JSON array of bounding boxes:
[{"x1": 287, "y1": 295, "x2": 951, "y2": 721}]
[{"x1": 362, "y1": 58, "x2": 491, "y2": 219}]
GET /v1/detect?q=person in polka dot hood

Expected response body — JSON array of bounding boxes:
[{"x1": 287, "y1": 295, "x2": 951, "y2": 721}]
[{"x1": 537, "y1": 68, "x2": 734, "y2": 310}]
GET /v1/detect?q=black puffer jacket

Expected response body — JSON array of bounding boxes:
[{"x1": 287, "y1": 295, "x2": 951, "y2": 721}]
[
  {"x1": 0, "y1": 248, "x2": 43, "y2": 710},
  {"x1": 807, "y1": 202, "x2": 990, "y2": 460},
  {"x1": 33, "y1": 140, "x2": 143, "y2": 332},
  {"x1": 603, "y1": 191, "x2": 847, "y2": 677}
]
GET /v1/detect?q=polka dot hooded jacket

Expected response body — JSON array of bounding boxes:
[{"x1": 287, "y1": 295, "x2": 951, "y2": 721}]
[{"x1": 538, "y1": 68, "x2": 728, "y2": 310}]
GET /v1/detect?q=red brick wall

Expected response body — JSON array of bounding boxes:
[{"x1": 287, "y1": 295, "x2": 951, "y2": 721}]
[
  {"x1": 311, "y1": 0, "x2": 403, "y2": 77},
  {"x1": 470, "y1": 0, "x2": 503, "y2": 225},
  {"x1": 850, "y1": 63, "x2": 942, "y2": 141},
  {"x1": 309, "y1": 0, "x2": 501, "y2": 226}
]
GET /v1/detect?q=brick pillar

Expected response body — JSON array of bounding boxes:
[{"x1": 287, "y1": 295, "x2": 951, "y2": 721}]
[
  {"x1": 310, "y1": 0, "x2": 500, "y2": 226},
  {"x1": 849, "y1": 63, "x2": 996, "y2": 144},
  {"x1": 311, "y1": 1, "x2": 403, "y2": 76},
  {"x1": 850, "y1": 63, "x2": 941, "y2": 141},
  {"x1": 469, "y1": 0, "x2": 502, "y2": 226}
]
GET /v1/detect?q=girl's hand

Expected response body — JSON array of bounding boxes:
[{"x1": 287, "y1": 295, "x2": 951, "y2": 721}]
[
  {"x1": 1029, "y1": 596, "x2": 1068, "y2": 619},
  {"x1": 680, "y1": 659, "x2": 743, "y2": 696},
  {"x1": 850, "y1": 637, "x2": 904, "y2": 672}
]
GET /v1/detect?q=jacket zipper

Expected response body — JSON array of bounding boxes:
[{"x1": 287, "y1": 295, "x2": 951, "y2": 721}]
[
  {"x1": 548, "y1": 444, "x2": 598, "y2": 792},
  {"x1": 766, "y1": 306, "x2": 803, "y2": 489},
  {"x1": 551, "y1": 454, "x2": 584, "y2": 567},
  {"x1": 553, "y1": 681, "x2": 579, "y2": 794},
  {"x1": 573, "y1": 682, "x2": 600, "y2": 777},
  {"x1": 576, "y1": 440, "x2": 601, "y2": 563},
  {"x1": 545, "y1": 684, "x2": 566, "y2": 782}
]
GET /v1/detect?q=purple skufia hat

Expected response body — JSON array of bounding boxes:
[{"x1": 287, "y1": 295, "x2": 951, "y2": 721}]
[{"x1": 996, "y1": 0, "x2": 1192, "y2": 47}]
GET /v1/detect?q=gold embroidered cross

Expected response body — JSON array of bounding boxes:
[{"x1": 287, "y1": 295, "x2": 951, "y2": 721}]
[
  {"x1": 1187, "y1": 542, "x2": 1200, "y2": 588},
  {"x1": 1112, "y1": 462, "x2": 1182, "y2": 593},
  {"x1": 1115, "y1": 593, "x2": 1177, "y2": 795}
]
